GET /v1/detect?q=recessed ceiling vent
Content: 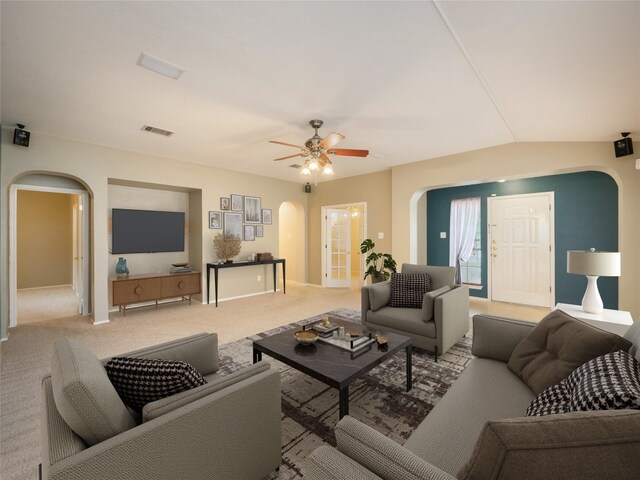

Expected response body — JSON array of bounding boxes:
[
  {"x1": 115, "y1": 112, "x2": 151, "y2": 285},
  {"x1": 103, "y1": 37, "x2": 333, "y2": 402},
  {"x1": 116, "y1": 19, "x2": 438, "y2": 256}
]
[{"x1": 141, "y1": 125, "x2": 174, "y2": 137}]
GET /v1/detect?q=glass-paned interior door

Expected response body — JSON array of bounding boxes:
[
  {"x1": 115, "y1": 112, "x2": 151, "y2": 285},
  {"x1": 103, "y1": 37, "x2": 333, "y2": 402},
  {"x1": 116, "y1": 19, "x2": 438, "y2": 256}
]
[{"x1": 326, "y1": 208, "x2": 351, "y2": 287}]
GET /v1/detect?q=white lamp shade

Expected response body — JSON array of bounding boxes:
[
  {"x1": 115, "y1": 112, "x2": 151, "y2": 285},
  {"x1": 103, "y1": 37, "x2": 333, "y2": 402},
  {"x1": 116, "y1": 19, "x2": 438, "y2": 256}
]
[{"x1": 567, "y1": 250, "x2": 621, "y2": 277}]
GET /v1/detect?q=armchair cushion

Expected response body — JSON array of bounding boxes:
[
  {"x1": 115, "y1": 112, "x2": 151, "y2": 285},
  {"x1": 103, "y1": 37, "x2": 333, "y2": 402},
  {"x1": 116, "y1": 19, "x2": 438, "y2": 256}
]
[
  {"x1": 368, "y1": 280, "x2": 391, "y2": 311},
  {"x1": 105, "y1": 357, "x2": 207, "y2": 412},
  {"x1": 421, "y1": 285, "x2": 452, "y2": 321},
  {"x1": 50, "y1": 338, "x2": 137, "y2": 446},
  {"x1": 507, "y1": 309, "x2": 632, "y2": 394},
  {"x1": 367, "y1": 307, "x2": 436, "y2": 338},
  {"x1": 389, "y1": 272, "x2": 431, "y2": 308}
]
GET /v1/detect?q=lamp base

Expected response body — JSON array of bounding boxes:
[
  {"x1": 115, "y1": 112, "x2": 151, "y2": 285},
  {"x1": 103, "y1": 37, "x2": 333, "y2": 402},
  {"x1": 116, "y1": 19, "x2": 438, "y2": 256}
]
[{"x1": 581, "y1": 275, "x2": 604, "y2": 314}]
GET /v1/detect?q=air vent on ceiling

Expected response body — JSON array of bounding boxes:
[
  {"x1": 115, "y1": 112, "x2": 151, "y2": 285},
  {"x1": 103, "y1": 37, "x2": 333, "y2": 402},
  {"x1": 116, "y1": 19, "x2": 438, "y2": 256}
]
[
  {"x1": 289, "y1": 164, "x2": 301, "y2": 169},
  {"x1": 141, "y1": 125, "x2": 174, "y2": 137}
]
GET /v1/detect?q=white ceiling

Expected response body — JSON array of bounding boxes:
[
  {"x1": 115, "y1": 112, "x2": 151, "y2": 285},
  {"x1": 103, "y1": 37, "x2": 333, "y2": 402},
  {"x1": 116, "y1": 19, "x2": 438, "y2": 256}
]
[{"x1": 2, "y1": 1, "x2": 639, "y2": 183}]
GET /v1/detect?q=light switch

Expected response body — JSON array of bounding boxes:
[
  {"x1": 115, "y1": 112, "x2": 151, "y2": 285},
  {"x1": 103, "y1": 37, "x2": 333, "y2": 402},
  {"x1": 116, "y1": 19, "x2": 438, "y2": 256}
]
[
  {"x1": 378, "y1": 232, "x2": 384, "y2": 239},
  {"x1": 440, "y1": 232, "x2": 447, "y2": 239}
]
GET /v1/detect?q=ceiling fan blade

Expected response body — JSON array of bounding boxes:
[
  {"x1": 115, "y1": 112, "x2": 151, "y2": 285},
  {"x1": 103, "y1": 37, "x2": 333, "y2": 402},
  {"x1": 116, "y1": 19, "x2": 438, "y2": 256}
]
[
  {"x1": 327, "y1": 148, "x2": 369, "y2": 157},
  {"x1": 273, "y1": 153, "x2": 304, "y2": 161},
  {"x1": 318, "y1": 132, "x2": 345, "y2": 149},
  {"x1": 320, "y1": 153, "x2": 332, "y2": 166},
  {"x1": 269, "y1": 140, "x2": 305, "y2": 149}
]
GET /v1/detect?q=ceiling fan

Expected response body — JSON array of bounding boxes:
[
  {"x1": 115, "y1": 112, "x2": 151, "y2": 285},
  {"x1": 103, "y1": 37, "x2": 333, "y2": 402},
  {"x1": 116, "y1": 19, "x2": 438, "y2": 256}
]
[{"x1": 269, "y1": 119, "x2": 369, "y2": 176}]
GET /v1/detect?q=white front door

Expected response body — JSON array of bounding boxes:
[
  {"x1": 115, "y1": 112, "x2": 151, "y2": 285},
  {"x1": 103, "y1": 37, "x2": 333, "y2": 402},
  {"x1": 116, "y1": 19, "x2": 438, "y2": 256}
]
[
  {"x1": 489, "y1": 193, "x2": 554, "y2": 307},
  {"x1": 326, "y1": 208, "x2": 351, "y2": 288}
]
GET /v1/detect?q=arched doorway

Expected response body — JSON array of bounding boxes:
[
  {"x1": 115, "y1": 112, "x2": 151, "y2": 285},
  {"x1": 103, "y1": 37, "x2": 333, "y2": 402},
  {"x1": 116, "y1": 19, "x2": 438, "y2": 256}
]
[
  {"x1": 9, "y1": 173, "x2": 92, "y2": 327},
  {"x1": 278, "y1": 201, "x2": 306, "y2": 284}
]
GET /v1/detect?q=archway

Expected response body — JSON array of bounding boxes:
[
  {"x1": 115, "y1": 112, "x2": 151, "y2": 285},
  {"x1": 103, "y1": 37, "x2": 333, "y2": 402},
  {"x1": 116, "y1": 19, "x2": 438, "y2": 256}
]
[
  {"x1": 278, "y1": 201, "x2": 306, "y2": 284},
  {"x1": 9, "y1": 172, "x2": 92, "y2": 327}
]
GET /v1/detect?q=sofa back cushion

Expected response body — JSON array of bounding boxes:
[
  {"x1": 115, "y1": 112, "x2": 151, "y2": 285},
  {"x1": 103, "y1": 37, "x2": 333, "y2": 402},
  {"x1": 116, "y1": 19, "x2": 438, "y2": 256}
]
[
  {"x1": 51, "y1": 338, "x2": 137, "y2": 446},
  {"x1": 457, "y1": 410, "x2": 640, "y2": 480},
  {"x1": 401, "y1": 264, "x2": 455, "y2": 290},
  {"x1": 507, "y1": 309, "x2": 632, "y2": 394}
]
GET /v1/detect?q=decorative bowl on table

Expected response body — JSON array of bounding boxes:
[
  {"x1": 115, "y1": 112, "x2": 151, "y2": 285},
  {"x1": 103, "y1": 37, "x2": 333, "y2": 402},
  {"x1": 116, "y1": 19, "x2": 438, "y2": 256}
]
[{"x1": 294, "y1": 330, "x2": 319, "y2": 345}]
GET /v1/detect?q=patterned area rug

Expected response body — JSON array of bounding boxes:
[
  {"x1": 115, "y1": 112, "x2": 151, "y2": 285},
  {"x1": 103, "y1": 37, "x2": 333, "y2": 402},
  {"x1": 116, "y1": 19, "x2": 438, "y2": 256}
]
[{"x1": 217, "y1": 308, "x2": 473, "y2": 478}]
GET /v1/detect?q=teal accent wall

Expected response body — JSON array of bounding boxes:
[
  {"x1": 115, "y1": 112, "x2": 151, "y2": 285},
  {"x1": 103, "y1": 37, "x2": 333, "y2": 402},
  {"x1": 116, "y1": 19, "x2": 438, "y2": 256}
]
[{"x1": 426, "y1": 171, "x2": 618, "y2": 308}]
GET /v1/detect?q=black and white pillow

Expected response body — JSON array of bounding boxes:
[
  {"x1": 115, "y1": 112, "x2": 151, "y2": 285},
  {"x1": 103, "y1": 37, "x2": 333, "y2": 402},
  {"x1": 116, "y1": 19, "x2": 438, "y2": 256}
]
[
  {"x1": 567, "y1": 350, "x2": 640, "y2": 412},
  {"x1": 389, "y1": 273, "x2": 431, "y2": 308},
  {"x1": 105, "y1": 357, "x2": 207, "y2": 412},
  {"x1": 526, "y1": 381, "x2": 571, "y2": 416}
]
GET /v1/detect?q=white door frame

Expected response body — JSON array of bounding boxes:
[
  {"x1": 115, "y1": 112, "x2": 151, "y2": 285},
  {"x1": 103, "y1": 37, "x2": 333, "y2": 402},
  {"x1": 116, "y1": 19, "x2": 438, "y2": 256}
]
[
  {"x1": 321, "y1": 202, "x2": 367, "y2": 288},
  {"x1": 487, "y1": 192, "x2": 555, "y2": 307},
  {"x1": 9, "y1": 184, "x2": 91, "y2": 327}
]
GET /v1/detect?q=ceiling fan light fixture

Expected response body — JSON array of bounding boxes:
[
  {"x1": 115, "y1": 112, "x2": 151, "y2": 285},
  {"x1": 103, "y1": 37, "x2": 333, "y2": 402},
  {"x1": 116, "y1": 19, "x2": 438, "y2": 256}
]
[
  {"x1": 308, "y1": 158, "x2": 319, "y2": 171},
  {"x1": 322, "y1": 164, "x2": 334, "y2": 175},
  {"x1": 300, "y1": 165, "x2": 311, "y2": 175}
]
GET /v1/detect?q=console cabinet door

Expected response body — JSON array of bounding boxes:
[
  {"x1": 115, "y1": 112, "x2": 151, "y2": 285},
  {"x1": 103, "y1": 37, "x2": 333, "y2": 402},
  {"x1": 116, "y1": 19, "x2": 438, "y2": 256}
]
[
  {"x1": 137, "y1": 278, "x2": 162, "y2": 302},
  {"x1": 161, "y1": 274, "x2": 200, "y2": 297},
  {"x1": 113, "y1": 279, "x2": 140, "y2": 306}
]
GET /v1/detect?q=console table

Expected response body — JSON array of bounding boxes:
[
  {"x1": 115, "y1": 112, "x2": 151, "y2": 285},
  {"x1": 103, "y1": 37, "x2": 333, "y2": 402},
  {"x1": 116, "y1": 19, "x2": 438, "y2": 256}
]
[
  {"x1": 111, "y1": 271, "x2": 201, "y2": 315},
  {"x1": 206, "y1": 259, "x2": 285, "y2": 307}
]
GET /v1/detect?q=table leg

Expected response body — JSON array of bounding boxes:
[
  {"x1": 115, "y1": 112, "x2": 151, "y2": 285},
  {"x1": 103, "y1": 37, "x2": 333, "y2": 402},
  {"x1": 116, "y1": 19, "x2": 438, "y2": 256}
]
[
  {"x1": 253, "y1": 348, "x2": 262, "y2": 364},
  {"x1": 282, "y1": 260, "x2": 286, "y2": 294},
  {"x1": 214, "y1": 268, "x2": 219, "y2": 308},
  {"x1": 273, "y1": 263, "x2": 277, "y2": 293},
  {"x1": 206, "y1": 266, "x2": 211, "y2": 305},
  {"x1": 339, "y1": 386, "x2": 349, "y2": 419},
  {"x1": 406, "y1": 345, "x2": 413, "y2": 392}
]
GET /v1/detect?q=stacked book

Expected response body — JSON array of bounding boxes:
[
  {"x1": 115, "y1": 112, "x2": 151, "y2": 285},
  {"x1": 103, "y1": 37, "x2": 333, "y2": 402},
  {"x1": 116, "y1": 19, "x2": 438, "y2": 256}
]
[{"x1": 170, "y1": 264, "x2": 192, "y2": 273}]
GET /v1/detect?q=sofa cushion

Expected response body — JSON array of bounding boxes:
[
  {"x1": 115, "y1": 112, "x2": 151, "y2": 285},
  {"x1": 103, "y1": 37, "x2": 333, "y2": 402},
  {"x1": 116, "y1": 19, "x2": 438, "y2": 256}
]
[
  {"x1": 403, "y1": 358, "x2": 535, "y2": 476},
  {"x1": 105, "y1": 356, "x2": 207, "y2": 412},
  {"x1": 457, "y1": 410, "x2": 640, "y2": 480},
  {"x1": 525, "y1": 381, "x2": 571, "y2": 416},
  {"x1": 389, "y1": 273, "x2": 431, "y2": 308},
  {"x1": 507, "y1": 309, "x2": 632, "y2": 395},
  {"x1": 50, "y1": 338, "x2": 137, "y2": 446},
  {"x1": 368, "y1": 281, "x2": 391, "y2": 311},
  {"x1": 421, "y1": 285, "x2": 452, "y2": 321},
  {"x1": 367, "y1": 307, "x2": 436, "y2": 338}
]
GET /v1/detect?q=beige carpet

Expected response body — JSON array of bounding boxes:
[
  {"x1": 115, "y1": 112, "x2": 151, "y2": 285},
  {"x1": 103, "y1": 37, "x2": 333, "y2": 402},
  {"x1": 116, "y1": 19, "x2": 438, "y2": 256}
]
[
  {"x1": 17, "y1": 286, "x2": 80, "y2": 324},
  {"x1": 0, "y1": 282, "x2": 545, "y2": 480}
]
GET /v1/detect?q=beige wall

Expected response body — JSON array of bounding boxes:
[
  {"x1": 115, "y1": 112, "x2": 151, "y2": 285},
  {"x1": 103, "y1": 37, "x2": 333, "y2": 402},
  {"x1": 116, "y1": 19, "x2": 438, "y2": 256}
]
[
  {"x1": 279, "y1": 202, "x2": 300, "y2": 283},
  {"x1": 17, "y1": 191, "x2": 74, "y2": 289},
  {"x1": 1, "y1": 129, "x2": 308, "y2": 337},
  {"x1": 391, "y1": 142, "x2": 640, "y2": 317},
  {"x1": 307, "y1": 170, "x2": 392, "y2": 285}
]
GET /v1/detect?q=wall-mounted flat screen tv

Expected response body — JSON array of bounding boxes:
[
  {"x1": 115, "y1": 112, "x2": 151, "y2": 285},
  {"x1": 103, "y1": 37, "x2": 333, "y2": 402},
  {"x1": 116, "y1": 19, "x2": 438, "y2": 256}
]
[{"x1": 111, "y1": 208, "x2": 185, "y2": 254}]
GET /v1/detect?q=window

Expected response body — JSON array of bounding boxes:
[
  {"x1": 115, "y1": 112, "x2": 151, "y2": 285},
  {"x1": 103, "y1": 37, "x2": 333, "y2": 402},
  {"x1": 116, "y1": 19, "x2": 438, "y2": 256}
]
[{"x1": 459, "y1": 219, "x2": 482, "y2": 286}]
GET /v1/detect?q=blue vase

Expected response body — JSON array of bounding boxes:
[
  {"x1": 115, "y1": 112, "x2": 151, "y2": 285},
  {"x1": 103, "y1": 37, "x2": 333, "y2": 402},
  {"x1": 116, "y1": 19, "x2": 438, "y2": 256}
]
[{"x1": 115, "y1": 257, "x2": 129, "y2": 277}]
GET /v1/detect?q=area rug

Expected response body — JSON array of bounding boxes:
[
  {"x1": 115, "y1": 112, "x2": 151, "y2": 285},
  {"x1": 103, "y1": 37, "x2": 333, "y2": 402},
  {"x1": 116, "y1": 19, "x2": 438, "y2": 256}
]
[{"x1": 217, "y1": 308, "x2": 473, "y2": 479}]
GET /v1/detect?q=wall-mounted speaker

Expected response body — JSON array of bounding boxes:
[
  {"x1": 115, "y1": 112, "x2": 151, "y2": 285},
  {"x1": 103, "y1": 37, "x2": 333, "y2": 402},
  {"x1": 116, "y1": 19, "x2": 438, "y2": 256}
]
[
  {"x1": 304, "y1": 182, "x2": 311, "y2": 193},
  {"x1": 13, "y1": 128, "x2": 30, "y2": 147},
  {"x1": 614, "y1": 136, "x2": 633, "y2": 158}
]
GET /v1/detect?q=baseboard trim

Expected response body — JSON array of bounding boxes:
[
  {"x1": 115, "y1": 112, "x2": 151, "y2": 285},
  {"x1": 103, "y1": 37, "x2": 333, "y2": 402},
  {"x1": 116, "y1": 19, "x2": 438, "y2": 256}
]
[
  {"x1": 93, "y1": 319, "x2": 110, "y2": 325},
  {"x1": 17, "y1": 284, "x2": 73, "y2": 291},
  {"x1": 204, "y1": 289, "x2": 283, "y2": 304}
]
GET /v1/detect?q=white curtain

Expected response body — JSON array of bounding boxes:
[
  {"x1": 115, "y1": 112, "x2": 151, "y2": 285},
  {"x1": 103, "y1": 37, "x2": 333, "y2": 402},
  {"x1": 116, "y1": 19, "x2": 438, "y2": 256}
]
[{"x1": 449, "y1": 197, "x2": 481, "y2": 284}]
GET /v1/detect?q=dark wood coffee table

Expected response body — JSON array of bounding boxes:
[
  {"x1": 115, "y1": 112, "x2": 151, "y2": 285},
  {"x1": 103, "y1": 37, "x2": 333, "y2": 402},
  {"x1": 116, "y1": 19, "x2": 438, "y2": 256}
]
[{"x1": 252, "y1": 318, "x2": 412, "y2": 419}]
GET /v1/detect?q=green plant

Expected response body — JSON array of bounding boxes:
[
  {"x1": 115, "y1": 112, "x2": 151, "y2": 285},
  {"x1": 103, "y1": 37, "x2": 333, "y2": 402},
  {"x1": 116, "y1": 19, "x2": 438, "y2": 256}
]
[{"x1": 360, "y1": 238, "x2": 397, "y2": 282}]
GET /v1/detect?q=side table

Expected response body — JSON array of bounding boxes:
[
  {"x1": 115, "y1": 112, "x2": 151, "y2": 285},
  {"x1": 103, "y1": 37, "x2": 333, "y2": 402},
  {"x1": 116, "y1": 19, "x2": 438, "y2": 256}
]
[{"x1": 554, "y1": 303, "x2": 633, "y2": 336}]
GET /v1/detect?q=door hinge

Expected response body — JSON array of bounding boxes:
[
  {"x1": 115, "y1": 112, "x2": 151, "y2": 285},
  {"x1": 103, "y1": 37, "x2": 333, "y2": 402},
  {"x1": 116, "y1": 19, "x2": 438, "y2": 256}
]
[
  {"x1": 549, "y1": 245, "x2": 551, "y2": 252},
  {"x1": 325, "y1": 273, "x2": 327, "y2": 277},
  {"x1": 550, "y1": 286, "x2": 552, "y2": 293}
]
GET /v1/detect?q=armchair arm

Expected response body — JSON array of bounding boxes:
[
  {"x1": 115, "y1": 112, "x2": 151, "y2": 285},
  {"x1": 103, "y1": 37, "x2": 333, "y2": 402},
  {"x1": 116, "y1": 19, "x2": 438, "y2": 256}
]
[
  {"x1": 421, "y1": 285, "x2": 452, "y2": 321},
  {"x1": 104, "y1": 332, "x2": 220, "y2": 376},
  {"x1": 45, "y1": 367, "x2": 281, "y2": 480},
  {"x1": 333, "y1": 416, "x2": 456, "y2": 480},
  {"x1": 471, "y1": 315, "x2": 536, "y2": 362},
  {"x1": 434, "y1": 285, "x2": 470, "y2": 355},
  {"x1": 307, "y1": 445, "x2": 383, "y2": 480},
  {"x1": 362, "y1": 281, "x2": 391, "y2": 322}
]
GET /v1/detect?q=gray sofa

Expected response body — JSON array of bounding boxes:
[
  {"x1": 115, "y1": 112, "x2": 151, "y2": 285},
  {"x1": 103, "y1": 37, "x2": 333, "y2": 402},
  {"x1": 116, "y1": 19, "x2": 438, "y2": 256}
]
[
  {"x1": 307, "y1": 315, "x2": 640, "y2": 479},
  {"x1": 362, "y1": 264, "x2": 469, "y2": 361},
  {"x1": 41, "y1": 333, "x2": 281, "y2": 480}
]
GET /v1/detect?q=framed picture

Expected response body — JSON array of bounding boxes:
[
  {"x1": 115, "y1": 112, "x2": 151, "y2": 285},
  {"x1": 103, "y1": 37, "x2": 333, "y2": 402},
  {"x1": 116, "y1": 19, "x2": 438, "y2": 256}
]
[
  {"x1": 244, "y1": 196, "x2": 262, "y2": 224},
  {"x1": 224, "y1": 212, "x2": 242, "y2": 240},
  {"x1": 231, "y1": 194, "x2": 243, "y2": 212},
  {"x1": 244, "y1": 224, "x2": 256, "y2": 241},
  {"x1": 209, "y1": 211, "x2": 222, "y2": 229},
  {"x1": 256, "y1": 225, "x2": 264, "y2": 237},
  {"x1": 220, "y1": 197, "x2": 230, "y2": 211},
  {"x1": 262, "y1": 208, "x2": 272, "y2": 225}
]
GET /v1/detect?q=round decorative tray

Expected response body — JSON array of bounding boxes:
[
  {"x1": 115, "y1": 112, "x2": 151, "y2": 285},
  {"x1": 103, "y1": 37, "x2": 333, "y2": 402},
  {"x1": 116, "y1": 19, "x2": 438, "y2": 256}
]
[{"x1": 294, "y1": 330, "x2": 319, "y2": 344}]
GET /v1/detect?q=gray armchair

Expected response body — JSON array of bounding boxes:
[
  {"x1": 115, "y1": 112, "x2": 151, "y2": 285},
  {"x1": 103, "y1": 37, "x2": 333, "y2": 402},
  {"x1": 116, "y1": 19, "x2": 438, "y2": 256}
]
[
  {"x1": 362, "y1": 264, "x2": 469, "y2": 361},
  {"x1": 41, "y1": 333, "x2": 281, "y2": 480}
]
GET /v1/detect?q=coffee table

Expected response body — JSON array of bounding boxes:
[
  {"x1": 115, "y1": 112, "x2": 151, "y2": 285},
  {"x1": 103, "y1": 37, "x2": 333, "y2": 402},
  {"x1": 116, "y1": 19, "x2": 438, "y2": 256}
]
[{"x1": 252, "y1": 318, "x2": 412, "y2": 419}]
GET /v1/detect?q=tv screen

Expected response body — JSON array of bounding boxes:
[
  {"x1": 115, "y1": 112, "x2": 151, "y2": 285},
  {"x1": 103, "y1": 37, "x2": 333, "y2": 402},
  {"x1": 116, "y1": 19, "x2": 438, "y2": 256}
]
[{"x1": 112, "y1": 208, "x2": 185, "y2": 254}]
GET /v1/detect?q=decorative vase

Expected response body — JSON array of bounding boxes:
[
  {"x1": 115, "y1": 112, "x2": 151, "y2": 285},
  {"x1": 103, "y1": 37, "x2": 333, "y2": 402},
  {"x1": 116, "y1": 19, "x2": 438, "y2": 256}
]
[{"x1": 115, "y1": 257, "x2": 129, "y2": 277}]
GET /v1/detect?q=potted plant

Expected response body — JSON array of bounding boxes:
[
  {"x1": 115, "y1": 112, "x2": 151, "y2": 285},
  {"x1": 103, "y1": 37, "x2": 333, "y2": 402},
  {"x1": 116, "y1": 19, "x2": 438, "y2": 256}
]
[
  {"x1": 360, "y1": 238, "x2": 397, "y2": 283},
  {"x1": 213, "y1": 233, "x2": 241, "y2": 263}
]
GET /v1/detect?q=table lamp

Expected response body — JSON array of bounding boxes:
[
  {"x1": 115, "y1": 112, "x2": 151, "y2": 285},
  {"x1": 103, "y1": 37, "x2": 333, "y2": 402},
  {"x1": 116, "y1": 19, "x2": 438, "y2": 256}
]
[{"x1": 567, "y1": 249, "x2": 620, "y2": 314}]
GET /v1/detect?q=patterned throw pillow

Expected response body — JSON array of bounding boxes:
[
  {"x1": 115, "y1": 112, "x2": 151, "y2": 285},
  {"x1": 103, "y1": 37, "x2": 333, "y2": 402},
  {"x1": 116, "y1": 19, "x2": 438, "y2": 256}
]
[
  {"x1": 389, "y1": 273, "x2": 431, "y2": 308},
  {"x1": 526, "y1": 350, "x2": 640, "y2": 416},
  {"x1": 105, "y1": 357, "x2": 207, "y2": 412}
]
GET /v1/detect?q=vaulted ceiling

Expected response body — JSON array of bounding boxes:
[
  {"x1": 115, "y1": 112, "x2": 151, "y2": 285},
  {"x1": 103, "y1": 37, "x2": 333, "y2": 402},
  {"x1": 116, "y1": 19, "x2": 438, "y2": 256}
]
[{"x1": 1, "y1": 1, "x2": 638, "y2": 182}]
